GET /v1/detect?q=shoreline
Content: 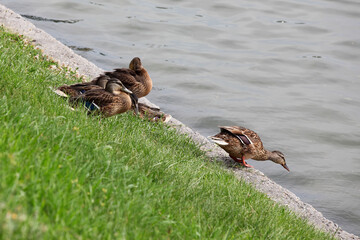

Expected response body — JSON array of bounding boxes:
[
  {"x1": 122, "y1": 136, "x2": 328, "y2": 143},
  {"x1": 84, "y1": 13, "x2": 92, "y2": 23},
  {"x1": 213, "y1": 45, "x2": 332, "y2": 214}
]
[{"x1": 1, "y1": 4, "x2": 358, "y2": 239}]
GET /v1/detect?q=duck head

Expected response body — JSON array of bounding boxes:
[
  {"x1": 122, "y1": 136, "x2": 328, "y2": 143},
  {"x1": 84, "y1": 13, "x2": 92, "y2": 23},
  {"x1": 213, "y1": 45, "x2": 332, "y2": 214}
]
[
  {"x1": 106, "y1": 78, "x2": 133, "y2": 95},
  {"x1": 97, "y1": 75, "x2": 110, "y2": 88},
  {"x1": 129, "y1": 57, "x2": 143, "y2": 72},
  {"x1": 268, "y1": 150, "x2": 290, "y2": 172}
]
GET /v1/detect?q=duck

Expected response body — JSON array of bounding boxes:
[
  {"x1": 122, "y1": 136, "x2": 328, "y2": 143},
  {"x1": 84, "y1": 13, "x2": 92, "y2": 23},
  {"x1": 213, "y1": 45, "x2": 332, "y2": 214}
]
[
  {"x1": 70, "y1": 78, "x2": 138, "y2": 117},
  {"x1": 96, "y1": 57, "x2": 152, "y2": 98},
  {"x1": 56, "y1": 75, "x2": 110, "y2": 97},
  {"x1": 209, "y1": 126, "x2": 289, "y2": 171},
  {"x1": 136, "y1": 103, "x2": 172, "y2": 123}
]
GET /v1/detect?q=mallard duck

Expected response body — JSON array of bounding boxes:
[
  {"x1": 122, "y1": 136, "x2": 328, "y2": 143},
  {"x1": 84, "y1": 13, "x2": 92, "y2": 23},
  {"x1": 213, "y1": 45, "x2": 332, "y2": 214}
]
[
  {"x1": 94, "y1": 57, "x2": 152, "y2": 98},
  {"x1": 209, "y1": 126, "x2": 289, "y2": 171},
  {"x1": 136, "y1": 103, "x2": 172, "y2": 123},
  {"x1": 56, "y1": 75, "x2": 110, "y2": 97},
  {"x1": 70, "y1": 78, "x2": 138, "y2": 117}
]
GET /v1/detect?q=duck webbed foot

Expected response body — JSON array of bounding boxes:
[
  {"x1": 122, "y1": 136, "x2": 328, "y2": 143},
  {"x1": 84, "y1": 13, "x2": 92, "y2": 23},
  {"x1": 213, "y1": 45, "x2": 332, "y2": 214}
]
[{"x1": 230, "y1": 156, "x2": 254, "y2": 168}]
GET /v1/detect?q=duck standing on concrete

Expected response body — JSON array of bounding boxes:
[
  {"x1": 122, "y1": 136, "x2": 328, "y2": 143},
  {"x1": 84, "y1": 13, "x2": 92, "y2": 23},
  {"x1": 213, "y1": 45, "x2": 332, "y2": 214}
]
[
  {"x1": 70, "y1": 78, "x2": 138, "y2": 117},
  {"x1": 98, "y1": 57, "x2": 152, "y2": 98},
  {"x1": 209, "y1": 126, "x2": 289, "y2": 171}
]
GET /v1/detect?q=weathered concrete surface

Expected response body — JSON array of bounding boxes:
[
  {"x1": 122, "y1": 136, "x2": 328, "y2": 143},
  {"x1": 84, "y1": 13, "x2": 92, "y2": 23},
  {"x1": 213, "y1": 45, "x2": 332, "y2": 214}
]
[{"x1": 1, "y1": 4, "x2": 358, "y2": 239}]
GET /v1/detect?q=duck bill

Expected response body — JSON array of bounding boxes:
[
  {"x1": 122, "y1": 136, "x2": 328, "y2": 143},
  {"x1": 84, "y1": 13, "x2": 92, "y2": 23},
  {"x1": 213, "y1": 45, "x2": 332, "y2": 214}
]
[
  {"x1": 282, "y1": 163, "x2": 290, "y2": 172},
  {"x1": 122, "y1": 87, "x2": 133, "y2": 95}
]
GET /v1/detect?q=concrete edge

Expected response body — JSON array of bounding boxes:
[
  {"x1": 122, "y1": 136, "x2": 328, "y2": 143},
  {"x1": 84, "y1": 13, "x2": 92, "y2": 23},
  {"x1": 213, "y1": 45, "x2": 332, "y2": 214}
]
[{"x1": 1, "y1": 4, "x2": 358, "y2": 239}]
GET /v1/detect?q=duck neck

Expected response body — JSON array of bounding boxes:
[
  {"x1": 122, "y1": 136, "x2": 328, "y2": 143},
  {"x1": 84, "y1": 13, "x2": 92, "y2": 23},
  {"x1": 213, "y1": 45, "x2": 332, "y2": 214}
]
[
  {"x1": 266, "y1": 150, "x2": 280, "y2": 163},
  {"x1": 253, "y1": 149, "x2": 272, "y2": 161}
]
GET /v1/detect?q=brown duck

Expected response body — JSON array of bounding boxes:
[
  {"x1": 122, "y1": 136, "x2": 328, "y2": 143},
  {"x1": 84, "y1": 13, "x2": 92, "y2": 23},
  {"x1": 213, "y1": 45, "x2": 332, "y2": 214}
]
[
  {"x1": 70, "y1": 78, "x2": 138, "y2": 117},
  {"x1": 96, "y1": 57, "x2": 152, "y2": 98},
  {"x1": 56, "y1": 75, "x2": 110, "y2": 97},
  {"x1": 209, "y1": 126, "x2": 289, "y2": 171}
]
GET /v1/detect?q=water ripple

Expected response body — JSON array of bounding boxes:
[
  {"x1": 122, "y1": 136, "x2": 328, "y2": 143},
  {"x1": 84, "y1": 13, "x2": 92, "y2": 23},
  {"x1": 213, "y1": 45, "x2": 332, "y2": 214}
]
[{"x1": 21, "y1": 14, "x2": 82, "y2": 24}]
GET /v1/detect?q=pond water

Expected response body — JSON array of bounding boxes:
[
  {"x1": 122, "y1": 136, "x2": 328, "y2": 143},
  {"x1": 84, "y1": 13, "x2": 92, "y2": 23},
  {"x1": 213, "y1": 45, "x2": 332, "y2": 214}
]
[{"x1": 2, "y1": 0, "x2": 360, "y2": 235}]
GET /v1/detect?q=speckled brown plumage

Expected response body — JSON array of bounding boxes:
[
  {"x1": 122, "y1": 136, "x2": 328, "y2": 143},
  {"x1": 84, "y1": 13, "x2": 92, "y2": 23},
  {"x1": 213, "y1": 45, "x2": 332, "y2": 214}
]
[
  {"x1": 57, "y1": 84, "x2": 103, "y2": 97},
  {"x1": 210, "y1": 126, "x2": 289, "y2": 171},
  {"x1": 57, "y1": 75, "x2": 110, "y2": 97},
  {"x1": 98, "y1": 57, "x2": 152, "y2": 98},
  {"x1": 70, "y1": 79, "x2": 136, "y2": 118}
]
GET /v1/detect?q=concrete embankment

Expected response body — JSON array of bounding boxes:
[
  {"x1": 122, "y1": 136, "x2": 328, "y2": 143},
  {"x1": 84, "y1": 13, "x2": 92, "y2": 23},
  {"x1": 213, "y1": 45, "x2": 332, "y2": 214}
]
[{"x1": 1, "y1": 4, "x2": 358, "y2": 239}]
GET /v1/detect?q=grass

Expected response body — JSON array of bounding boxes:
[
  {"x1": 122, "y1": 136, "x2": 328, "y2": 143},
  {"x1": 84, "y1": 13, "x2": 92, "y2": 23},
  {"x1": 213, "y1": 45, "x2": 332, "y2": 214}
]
[{"x1": 0, "y1": 27, "x2": 333, "y2": 239}]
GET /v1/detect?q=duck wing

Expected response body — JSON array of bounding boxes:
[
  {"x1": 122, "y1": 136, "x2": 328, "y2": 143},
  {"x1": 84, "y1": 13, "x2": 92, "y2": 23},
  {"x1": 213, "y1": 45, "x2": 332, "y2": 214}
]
[
  {"x1": 218, "y1": 126, "x2": 266, "y2": 158},
  {"x1": 219, "y1": 126, "x2": 262, "y2": 146},
  {"x1": 57, "y1": 83, "x2": 100, "y2": 97},
  {"x1": 223, "y1": 126, "x2": 266, "y2": 153},
  {"x1": 74, "y1": 89, "x2": 115, "y2": 107},
  {"x1": 104, "y1": 68, "x2": 138, "y2": 89},
  {"x1": 71, "y1": 84, "x2": 103, "y2": 92}
]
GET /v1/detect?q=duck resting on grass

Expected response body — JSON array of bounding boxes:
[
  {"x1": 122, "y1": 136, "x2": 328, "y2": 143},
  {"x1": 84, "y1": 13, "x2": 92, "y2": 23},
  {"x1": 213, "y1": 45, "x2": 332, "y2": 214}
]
[
  {"x1": 70, "y1": 78, "x2": 138, "y2": 117},
  {"x1": 54, "y1": 57, "x2": 153, "y2": 112},
  {"x1": 98, "y1": 57, "x2": 152, "y2": 98},
  {"x1": 209, "y1": 126, "x2": 289, "y2": 171},
  {"x1": 54, "y1": 57, "x2": 170, "y2": 121}
]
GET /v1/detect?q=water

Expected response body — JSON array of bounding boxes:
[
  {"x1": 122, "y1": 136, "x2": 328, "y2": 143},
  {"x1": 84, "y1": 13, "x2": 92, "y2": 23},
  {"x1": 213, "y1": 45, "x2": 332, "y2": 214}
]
[{"x1": 2, "y1": 0, "x2": 360, "y2": 235}]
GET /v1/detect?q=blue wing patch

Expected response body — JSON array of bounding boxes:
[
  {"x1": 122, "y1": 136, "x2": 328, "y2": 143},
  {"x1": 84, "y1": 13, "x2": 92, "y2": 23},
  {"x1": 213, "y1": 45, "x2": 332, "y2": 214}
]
[{"x1": 84, "y1": 101, "x2": 100, "y2": 111}]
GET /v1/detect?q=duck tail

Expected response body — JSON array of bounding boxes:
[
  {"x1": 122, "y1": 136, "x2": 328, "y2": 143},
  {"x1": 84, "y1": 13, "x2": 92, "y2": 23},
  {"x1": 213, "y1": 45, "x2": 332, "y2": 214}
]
[
  {"x1": 49, "y1": 86, "x2": 69, "y2": 98},
  {"x1": 208, "y1": 136, "x2": 229, "y2": 146}
]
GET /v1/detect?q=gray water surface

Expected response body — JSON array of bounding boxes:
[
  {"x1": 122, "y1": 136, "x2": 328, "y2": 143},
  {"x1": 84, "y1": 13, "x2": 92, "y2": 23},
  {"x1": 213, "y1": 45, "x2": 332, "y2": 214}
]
[{"x1": 2, "y1": 0, "x2": 360, "y2": 235}]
